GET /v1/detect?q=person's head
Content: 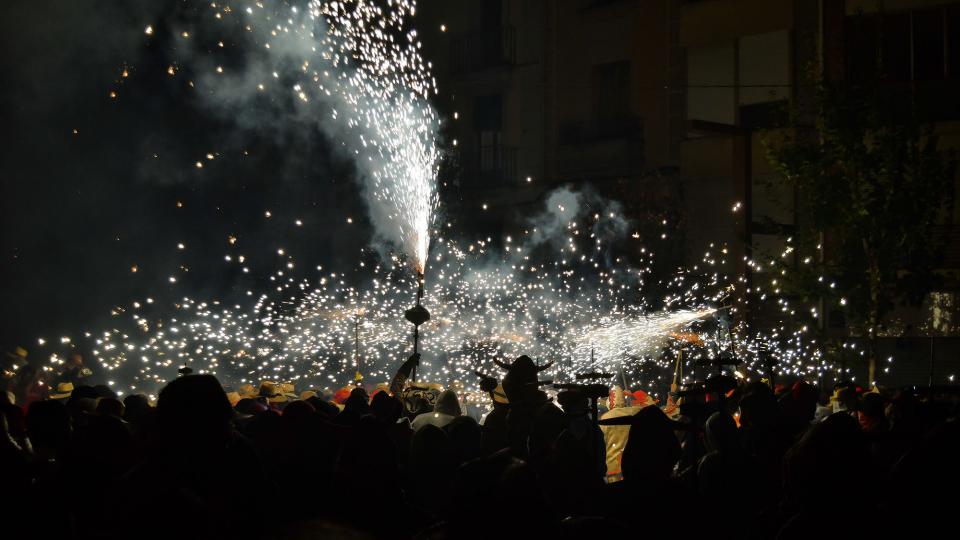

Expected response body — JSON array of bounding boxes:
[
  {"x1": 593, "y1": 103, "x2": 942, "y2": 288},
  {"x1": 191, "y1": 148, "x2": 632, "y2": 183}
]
[
  {"x1": 858, "y1": 392, "x2": 887, "y2": 431},
  {"x1": 704, "y1": 412, "x2": 738, "y2": 453},
  {"x1": 784, "y1": 380, "x2": 819, "y2": 424},
  {"x1": 306, "y1": 396, "x2": 339, "y2": 420},
  {"x1": 370, "y1": 391, "x2": 402, "y2": 423},
  {"x1": 96, "y1": 397, "x2": 124, "y2": 418},
  {"x1": 93, "y1": 384, "x2": 117, "y2": 400},
  {"x1": 26, "y1": 399, "x2": 71, "y2": 452},
  {"x1": 343, "y1": 387, "x2": 370, "y2": 415},
  {"x1": 281, "y1": 399, "x2": 316, "y2": 421},
  {"x1": 738, "y1": 387, "x2": 777, "y2": 429},
  {"x1": 785, "y1": 411, "x2": 868, "y2": 510},
  {"x1": 122, "y1": 394, "x2": 151, "y2": 419},
  {"x1": 156, "y1": 374, "x2": 233, "y2": 448},
  {"x1": 885, "y1": 390, "x2": 918, "y2": 429},
  {"x1": 235, "y1": 397, "x2": 267, "y2": 416},
  {"x1": 859, "y1": 392, "x2": 885, "y2": 419},
  {"x1": 445, "y1": 416, "x2": 482, "y2": 463},
  {"x1": 499, "y1": 355, "x2": 552, "y2": 403},
  {"x1": 410, "y1": 423, "x2": 451, "y2": 466},
  {"x1": 68, "y1": 385, "x2": 99, "y2": 403},
  {"x1": 557, "y1": 390, "x2": 588, "y2": 415},
  {"x1": 619, "y1": 406, "x2": 682, "y2": 483},
  {"x1": 434, "y1": 389, "x2": 461, "y2": 417}
]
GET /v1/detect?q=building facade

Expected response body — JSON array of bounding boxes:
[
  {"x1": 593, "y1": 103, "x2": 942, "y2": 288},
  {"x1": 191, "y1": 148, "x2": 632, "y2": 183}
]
[{"x1": 419, "y1": 0, "x2": 960, "y2": 384}]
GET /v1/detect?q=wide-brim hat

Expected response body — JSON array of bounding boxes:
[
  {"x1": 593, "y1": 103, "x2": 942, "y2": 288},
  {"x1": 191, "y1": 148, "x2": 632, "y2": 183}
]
[
  {"x1": 50, "y1": 382, "x2": 75, "y2": 400},
  {"x1": 238, "y1": 383, "x2": 258, "y2": 398},
  {"x1": 496, "y1": 355, "x2": 554, "y2": 398},
  {"x1": 5, "y1": 346, "x2": 28, "y2": 361},
  {"x1": 256, "y1": 381, "x2": 296, "y2": 403},
  {"x1": 225, "y1": 392, "x2": 242, "y2": 408}
]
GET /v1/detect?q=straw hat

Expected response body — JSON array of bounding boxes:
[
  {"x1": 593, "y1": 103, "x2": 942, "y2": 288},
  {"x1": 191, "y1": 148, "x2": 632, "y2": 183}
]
[
  {"x1": 492, "y1": 384, "x2": 509, "y2": 404},
  {"x1": 225, "y1": 391, "x2": 242, "y2": 408},
  {"x1": 257, "y1": 381, "x2": 297, "y2": 403},
  {"x1": 6, "y1": 346, "x2": 28, "y2": 360},
  {"x1": 299, "y1": 390, "x2": 318, "y2": 401},
  {"x1": 238, "y1": 383, "x2": 257, "y2": 398},
  {"x1": 50, "y1": 382, "x2": 75, "y2": 400}
]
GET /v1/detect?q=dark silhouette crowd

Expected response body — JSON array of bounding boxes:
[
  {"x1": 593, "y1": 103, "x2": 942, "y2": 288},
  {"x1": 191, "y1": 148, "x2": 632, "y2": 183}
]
[{"x1": 2, "y1": 351, "x2": 958, "y2": 540}]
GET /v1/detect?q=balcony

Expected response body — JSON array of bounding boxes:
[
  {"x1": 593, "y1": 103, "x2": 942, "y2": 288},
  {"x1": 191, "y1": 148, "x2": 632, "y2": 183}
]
[
  {"x1": 558, "y1": 115, "x2": 644, "y2": 145},
  {"x1": 461, "y1": 144, "x2": 517, "y2": 187},
  {"x1": 556, "y1": 116, "x2": 645, "y2": 178},
  {"x1": 450, "y1": 26, "x2": 516, "y2": 76}
]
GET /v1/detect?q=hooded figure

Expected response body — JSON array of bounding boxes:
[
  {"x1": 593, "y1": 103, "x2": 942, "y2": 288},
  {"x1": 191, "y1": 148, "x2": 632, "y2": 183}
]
[
  {"x1": 495, "y1": 355, "x2": 554, "y2": 458},
  {"x1": 600, "y1": 406, "x2": 702, "y2": 537},
  {"x1": 411, "y1": 389, "x2": 461, "y2": 430},
  {"x1": 598, "y1": 391, "x2": 657, "y2": 482}
]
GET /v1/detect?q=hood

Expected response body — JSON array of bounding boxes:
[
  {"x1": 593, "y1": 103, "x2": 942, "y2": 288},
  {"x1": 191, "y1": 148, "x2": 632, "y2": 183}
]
[{"x1": 434, "y1": 389, "x2": 462, "y2": 417}]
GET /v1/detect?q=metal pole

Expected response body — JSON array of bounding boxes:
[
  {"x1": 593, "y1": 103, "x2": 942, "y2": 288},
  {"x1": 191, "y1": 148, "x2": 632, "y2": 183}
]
[
  {"x1": 928, "y1": 335, "x2": 935, "y2": 387},
  {"x1": 411, "y1": 272, "x2": 425, "y2": 382},
  {"x1": 354, "y1": 312, "x2": 362, "y2": 384},
  {"x1": 590, "y1": 394, "x2": 601, "y2": 480}
]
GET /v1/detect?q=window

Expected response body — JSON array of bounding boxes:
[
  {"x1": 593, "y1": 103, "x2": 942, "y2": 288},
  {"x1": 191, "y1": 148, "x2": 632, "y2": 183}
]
[
  {"x1": 913, "y1": 10, "x2": 944, "y2": 80},
  {"x1": 593, "y1": 61, "x2": 631, "y2": 131},
  {"x1": 481, "y1": 0, "x2": 502, "y2": 29},
  {"x1": 473, "y1": 94, "x2": 503, "y2": 132},
  {"x1": 472, "y1": 94, "x2": 514, "y2": 183},
  {"x1": 739, "y1": 30, "x2": 790, "y2": 105},
  {"x1": 949, "y1": 6, "x2": 960, "y2": 78},
  {"x1": 845, "y1": 16, "x2": 878, "y2": 82},
  {"x1": 846, "y1": 8, "x2": 957, "y2": 82},
  {"x1": 880, "y1": 12, "x2": 910, "y2": 80},
  {"x1": 687, "y1": 44, "x2": 736, "y2": 125}
]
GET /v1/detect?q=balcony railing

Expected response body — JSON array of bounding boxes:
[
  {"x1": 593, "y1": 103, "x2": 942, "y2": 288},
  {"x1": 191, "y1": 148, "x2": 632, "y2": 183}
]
[
  {"x1": 450, "y1": 26, "x2": 516, "y2": 76},
  {"x1": 558, "y1": 115, "x2": 644, "y2": 145},
  {"x1": 461, "y1": 144, "x2": 517, "y2": 187}
]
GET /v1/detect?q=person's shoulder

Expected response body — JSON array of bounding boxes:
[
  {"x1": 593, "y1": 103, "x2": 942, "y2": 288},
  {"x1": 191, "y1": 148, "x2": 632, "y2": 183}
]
[{"x1": 410, "y1": 413, "x2": 428, "y2": 430}]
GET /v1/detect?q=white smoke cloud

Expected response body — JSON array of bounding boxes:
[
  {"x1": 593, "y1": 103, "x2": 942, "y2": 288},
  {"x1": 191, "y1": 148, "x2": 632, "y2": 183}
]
[{"x1": 171, "y1": 1, "x2": 440, "y2": 271}]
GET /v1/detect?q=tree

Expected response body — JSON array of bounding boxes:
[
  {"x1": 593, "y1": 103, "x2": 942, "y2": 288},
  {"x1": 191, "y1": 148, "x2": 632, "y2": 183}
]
[{"x1": 766, "y1": 81, "x2": 956, "y2": 384}]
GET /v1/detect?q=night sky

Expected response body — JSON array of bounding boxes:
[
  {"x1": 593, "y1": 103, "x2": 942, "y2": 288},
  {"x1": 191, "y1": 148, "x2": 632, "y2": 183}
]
[{"x1": 0, "y1": 1, "x2": 375, "y2": 354}]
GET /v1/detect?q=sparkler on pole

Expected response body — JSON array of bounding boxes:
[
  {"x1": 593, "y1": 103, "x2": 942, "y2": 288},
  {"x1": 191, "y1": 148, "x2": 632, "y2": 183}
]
[
  {"x1": 354, "y1": 309, "x2": 363, "y2": 385},
  {"x1": 404, "y1": 271, "x2": 430, "y2": 383}
]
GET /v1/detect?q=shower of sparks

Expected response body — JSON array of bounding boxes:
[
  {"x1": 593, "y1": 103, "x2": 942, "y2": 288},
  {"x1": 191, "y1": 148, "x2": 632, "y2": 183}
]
[
  {"x1": 190, "y1": 0, "x2": 439, "y2": 273},
  {"x1": 36, "y1": 1, "x2": 861, "y2": 399},
  {"x1": 45, "y1": 204, "x2": 837, "y2": 399},
  {"x1": 314, "y1": 0, "x2": 439, "y2": 272}
]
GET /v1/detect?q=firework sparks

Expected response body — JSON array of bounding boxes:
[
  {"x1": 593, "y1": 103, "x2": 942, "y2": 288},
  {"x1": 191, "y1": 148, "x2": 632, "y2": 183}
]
[{"x1": 42, "y1": 1, "x2": 847, "y2": 398}]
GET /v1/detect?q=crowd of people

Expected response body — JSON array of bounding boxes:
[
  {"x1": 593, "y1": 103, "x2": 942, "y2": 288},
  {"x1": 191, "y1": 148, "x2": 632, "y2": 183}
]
[{"x1": 2, "y1": 349, "x2": 959, "y2": 539}]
